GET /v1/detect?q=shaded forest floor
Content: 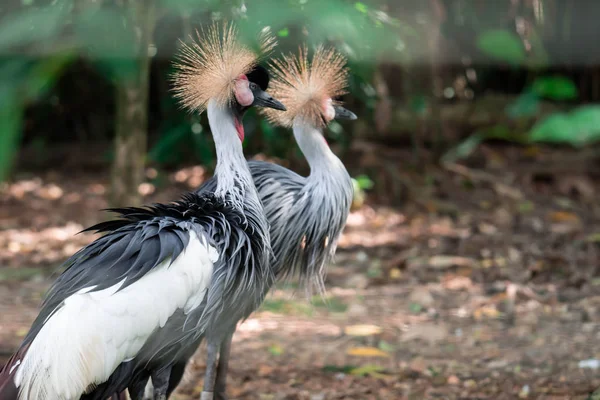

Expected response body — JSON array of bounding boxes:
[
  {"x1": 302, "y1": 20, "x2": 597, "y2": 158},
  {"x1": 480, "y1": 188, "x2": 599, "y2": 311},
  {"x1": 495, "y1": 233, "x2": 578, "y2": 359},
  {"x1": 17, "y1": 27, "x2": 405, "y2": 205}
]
[{"x1": 2, "y1": 144, "x2": 600, "y2": 399}]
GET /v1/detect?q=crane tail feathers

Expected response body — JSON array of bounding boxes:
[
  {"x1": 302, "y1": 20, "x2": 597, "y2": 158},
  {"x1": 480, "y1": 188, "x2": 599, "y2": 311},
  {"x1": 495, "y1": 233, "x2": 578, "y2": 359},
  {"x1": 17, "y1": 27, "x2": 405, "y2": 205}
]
[{"x1": 0, "y1": 344, "x2": 30, "y2": 400}]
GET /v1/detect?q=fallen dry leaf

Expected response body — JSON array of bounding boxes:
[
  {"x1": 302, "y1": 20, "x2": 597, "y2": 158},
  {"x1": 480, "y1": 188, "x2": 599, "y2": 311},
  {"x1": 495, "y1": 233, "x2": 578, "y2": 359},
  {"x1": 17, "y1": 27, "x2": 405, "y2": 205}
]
[
  {"x1": 442, "y1": 275, "x2": 473, "y2": 291},
  {"x1": 548, "y1": 211, "x2": 581, "y2": 224},
  {"x1": 258, "y1": 365, "x2": 274, "y2": 376},
  {"x1": 389, "y1": 268, "x2": 402, "y2": 279},
  {"x1": 344, "y1": 324, "x2": 383, "y2": 337},
  {"x1": 346, "y1": 347, "x2": 390, "y2": 358},
  {"x1": 473, "y1": 305, "x2": 500, "y2": 320}
]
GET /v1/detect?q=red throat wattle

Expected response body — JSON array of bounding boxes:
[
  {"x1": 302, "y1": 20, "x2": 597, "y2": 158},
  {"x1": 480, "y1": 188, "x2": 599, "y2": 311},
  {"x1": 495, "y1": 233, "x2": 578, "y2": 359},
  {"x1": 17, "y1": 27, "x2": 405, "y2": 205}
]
[
  {"x1": 233, "y1": 73, "x2": 248, "y2": 141},
  {"x1": 234, "y1": 116, "x2": 244, "y2": 141}
]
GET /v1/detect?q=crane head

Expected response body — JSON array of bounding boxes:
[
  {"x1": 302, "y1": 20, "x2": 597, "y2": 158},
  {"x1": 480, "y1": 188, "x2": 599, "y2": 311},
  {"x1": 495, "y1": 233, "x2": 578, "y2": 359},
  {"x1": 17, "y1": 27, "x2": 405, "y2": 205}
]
[
  {"x1": 234, "y1": 65, "x2": 286, "y2": 112},
  {"x1": 230, "y1": 65, "x2": 286, "y2": 141},
  {"x1": 260, "y1": 45, "x2": 357, "y2": 129},
  {"x1": 171, "y1": 22, "x2": 284, "y2": 116}
]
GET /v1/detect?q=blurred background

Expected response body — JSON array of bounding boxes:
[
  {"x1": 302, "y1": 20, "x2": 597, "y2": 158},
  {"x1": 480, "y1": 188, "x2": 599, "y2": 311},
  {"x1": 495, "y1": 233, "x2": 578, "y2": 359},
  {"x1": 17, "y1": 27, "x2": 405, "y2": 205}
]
[{"x1": 2, "y1": 0, "x2": 600, "y2": 398}]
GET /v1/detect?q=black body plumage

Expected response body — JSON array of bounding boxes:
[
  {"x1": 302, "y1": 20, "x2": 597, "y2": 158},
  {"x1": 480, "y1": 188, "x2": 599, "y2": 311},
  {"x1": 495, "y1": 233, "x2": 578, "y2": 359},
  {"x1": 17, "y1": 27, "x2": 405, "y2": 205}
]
[
  {"x1": 0, "y1": 190, "x2": 270, "y2": 400},
  {"x1": 126, "y1": 157, "x2": 353, "y2": 398},
  {"x1": 83, "y1": 191, "x2": 270, "y2": 400}
]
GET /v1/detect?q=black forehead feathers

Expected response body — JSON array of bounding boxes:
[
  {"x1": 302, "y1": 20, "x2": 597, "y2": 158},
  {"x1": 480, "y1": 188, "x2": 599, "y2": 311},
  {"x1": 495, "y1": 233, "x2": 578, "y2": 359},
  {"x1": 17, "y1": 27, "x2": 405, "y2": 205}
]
[{"x1": 246, "y1": 65, "x2": 269, "y2": 91}]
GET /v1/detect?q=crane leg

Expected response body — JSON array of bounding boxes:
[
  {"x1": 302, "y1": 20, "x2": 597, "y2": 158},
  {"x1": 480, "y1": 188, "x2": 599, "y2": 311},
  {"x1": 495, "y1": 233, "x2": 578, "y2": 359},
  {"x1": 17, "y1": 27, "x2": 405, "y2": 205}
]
[
  {"x1": 127, "y1": 375, "x2": 150, "y2": 400},
  {"x1": 166, "y1": 361, "x2": 188, "y2": 398},
  {"x1": 151, "y1": 366, "x2": 172, "y2": 400},
  {"x1": 214, "y1": 330, "x2": 234, "y2": 400},
  {"x1": 200, "y1": 338, "x2": 220, "y2": 400}
]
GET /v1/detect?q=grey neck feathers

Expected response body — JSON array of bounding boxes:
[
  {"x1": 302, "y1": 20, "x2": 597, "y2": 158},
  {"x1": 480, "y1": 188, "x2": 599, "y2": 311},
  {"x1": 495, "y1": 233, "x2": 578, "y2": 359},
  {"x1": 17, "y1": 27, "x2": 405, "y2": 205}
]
[
  {"x1": 293, "y1": 117, "x2": 349, "y2": 183},
  {"x1": 208, "y1": 99, "x2": 256, "y2": 208},
  {"x1": 273, "y1": 118, "x2": 353, "y2": 293},
  {"x1": 204, "y1": 100, "x2": 272, "y2": 326}
]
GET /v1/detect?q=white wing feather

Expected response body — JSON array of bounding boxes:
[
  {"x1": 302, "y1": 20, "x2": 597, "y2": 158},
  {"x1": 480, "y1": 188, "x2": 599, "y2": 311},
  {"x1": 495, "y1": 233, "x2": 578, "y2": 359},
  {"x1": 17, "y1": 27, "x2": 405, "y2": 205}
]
[{"x1": 14, "y1": 231, "x2": 216, "y2": 400}]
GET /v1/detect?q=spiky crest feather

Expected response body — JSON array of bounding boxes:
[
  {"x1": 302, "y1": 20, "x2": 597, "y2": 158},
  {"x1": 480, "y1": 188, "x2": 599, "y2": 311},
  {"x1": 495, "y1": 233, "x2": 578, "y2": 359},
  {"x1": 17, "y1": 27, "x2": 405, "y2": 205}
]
[
  {"x1": 172, "y1": 22, "x2": 276, "y2": 113},
  {"x1": 261, "y1": 46, "x2": 349, "y2": 128}
]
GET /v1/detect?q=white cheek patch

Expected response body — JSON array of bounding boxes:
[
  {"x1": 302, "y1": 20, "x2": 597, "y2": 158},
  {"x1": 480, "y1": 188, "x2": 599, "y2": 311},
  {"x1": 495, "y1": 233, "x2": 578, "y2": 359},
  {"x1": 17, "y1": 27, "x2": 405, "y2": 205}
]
[
  {"x1": 234, "y1": 79, "x2": 254, "y2": 107},
  {"x1": 323, "y1": 98, "x2": 335, "y2": 121}
]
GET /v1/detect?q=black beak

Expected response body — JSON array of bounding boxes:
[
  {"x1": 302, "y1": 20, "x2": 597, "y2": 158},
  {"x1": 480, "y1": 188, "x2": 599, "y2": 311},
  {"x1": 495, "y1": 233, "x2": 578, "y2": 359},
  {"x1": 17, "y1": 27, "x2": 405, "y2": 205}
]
[
  {"x1": 333, "y1": 105, "x2": 357, "y2": 120},
  {"x1": 252, "y1": 89, "x2": 287, "y2": 111}
]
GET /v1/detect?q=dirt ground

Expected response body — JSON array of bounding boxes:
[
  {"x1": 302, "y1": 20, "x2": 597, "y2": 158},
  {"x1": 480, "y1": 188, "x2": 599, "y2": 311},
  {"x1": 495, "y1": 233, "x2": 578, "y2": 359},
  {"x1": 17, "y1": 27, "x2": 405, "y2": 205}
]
[{"x1": 2, "y1": 145, "x2": 600, "y2": 399}]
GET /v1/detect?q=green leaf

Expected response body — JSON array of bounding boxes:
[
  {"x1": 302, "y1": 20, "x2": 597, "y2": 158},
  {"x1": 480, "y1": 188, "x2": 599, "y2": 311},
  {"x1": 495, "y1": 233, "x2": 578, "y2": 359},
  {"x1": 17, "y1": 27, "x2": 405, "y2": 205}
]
[
  {"x1": 409, "y1": 303, "x2": 423, "y2": 314},
  {"x1": 322, "y1": 365, "x2": 357, "y2": 374},
  {"x1": 530, "y1": 105, "x2": 600, "y2": 147},
  {"x1": 530, "y1": 114, "x2": 571, "y2": 144},
  {"x1": 354, "y1": 174, "x2": 374, "y2": 190},
  {"x1": 267, "y1": 344, "x2": 284, "y2": 356},
  {"x1": 518, "y1": 201, "x2": 534, "y2": 213},
  {"x1": 378, "y1": 340, "x2": 396, "y2": 352},
  {"x1": 354, "y1": 2, "x2": 368, "y2": 13},
  {"x1": 506, "y1": 91, "x2": 539, "y2": 119},
  {"x1": 531, "y1": 76, "x2": 578, "y2": 100},
  {"x1": 477, "y1": 29, "x2": 526, "y2": 65},
  {"x1": 350, "y1": 365, "x2": 386, "y2": 377}
]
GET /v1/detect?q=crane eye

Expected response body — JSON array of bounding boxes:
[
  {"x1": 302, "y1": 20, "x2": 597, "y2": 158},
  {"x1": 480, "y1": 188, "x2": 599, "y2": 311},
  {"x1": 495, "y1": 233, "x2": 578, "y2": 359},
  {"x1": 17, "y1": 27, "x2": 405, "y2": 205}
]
[{"x1": 249, "y1": 82, "x2": 257, "y2": 90}]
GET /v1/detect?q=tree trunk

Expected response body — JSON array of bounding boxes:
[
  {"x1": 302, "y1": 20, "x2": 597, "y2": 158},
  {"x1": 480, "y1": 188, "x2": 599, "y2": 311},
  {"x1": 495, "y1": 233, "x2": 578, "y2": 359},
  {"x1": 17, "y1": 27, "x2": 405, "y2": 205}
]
[
  {"x1": 428, "y1": 0, "x2": 446, "y2": 159},
  {"x1": 110, "y1": 0, "x2": 154, "y2": 207}
]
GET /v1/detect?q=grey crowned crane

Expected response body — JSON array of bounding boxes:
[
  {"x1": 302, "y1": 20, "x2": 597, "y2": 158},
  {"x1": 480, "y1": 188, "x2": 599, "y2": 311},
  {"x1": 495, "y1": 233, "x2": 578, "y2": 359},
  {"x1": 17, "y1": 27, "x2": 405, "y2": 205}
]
[
  {"x1": 0, "y1": 23, "x2": 285, "y2": 400},
  {"x1": 134, "y1": 46, "x2": 357, "y2": 400}
]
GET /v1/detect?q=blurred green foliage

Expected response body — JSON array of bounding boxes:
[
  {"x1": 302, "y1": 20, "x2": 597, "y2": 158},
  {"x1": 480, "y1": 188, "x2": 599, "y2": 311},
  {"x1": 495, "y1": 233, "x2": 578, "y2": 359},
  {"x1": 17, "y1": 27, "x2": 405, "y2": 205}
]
[
  {"x1": 532, "y1": 76, "x2": 578, "y2": 101},
  {"x1": 531, "y1": 106, "x2": 600, "y2": 147},
  {"x1": 477, "y1": 29, "x2": 526, "y2": 66},
  {"x1": 1, "y1": 0, "x2": 600, "y2": 184},
  {"x1": 444, "y1": 71, "x2": 600, "y2": 163},
  {"x1": 0, "y1": 0, "x2": 411, "y2": 180}
]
